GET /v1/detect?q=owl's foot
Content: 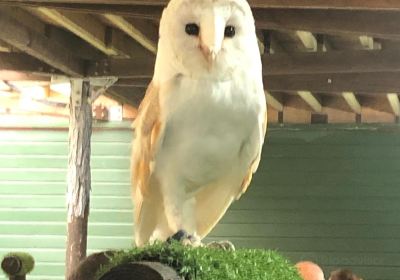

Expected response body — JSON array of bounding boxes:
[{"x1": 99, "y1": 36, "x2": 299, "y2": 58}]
[
  {"x1": 207, "y1": 240, "x2": 235, "y2": 251},
  {"x1": 167, "y1": 230, "x2": 202, "y2": 247}
]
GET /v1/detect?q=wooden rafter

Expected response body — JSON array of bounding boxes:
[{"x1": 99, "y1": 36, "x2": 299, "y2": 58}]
[
  {"x1": 0, "y1": 52, "x2": 58, "y2": 74},
  {"x1": 103, "y1": 14, "x2": 157, "y2": 54},
  {"x1": 36, "y1": 8, "x2": 150, "y2": 59},
  {"x1": 0, "y1": 8, "x2": 84, "y2": 76},
  {"x1": 263, "y1": 49, "x2": 400, "y2": 75},
  {"x1": 269, "y1": 30, "x2": 314, "y2": 53},
  {"x1": 387, "y1": 93, "x2": 400, "y2": 116},
  {"x1": 114, "y1": 77, "x2": 151, "y2": 87},
  {"x1": 326, "y1": 35, "x2": 368, "y2": 50},
  {"x1": 5, "y1": 54, "x2": 400, "y2": 95},
  {"x1": 297, "y1": 91, "x2": 322, "y2": 112},
  {"x1": 265, "y1": 72, "x2": 400, "y2": 94},
  {"x1": 36, "y1": 8, "x2": 119, "y2": 56},
  {"x1": 92, "y1": 75, "x2": 400, "y2": 104},
  {"x1": 0, "y1": 70, "x2": 51, "y2": 81},
  {"x1": 86, "y1": 49, "x2": 400, "y2": 78},
  {"x1": 0, "y1": 2, "x2": 163, "y2": 19},
  {"x1": 342, "y1": 92, "x2": 361, "y2": 114},
  {"x1": 105, "y1": 28, "x2": 154, "y2": 59},
  {"x1": 108, "y1": 86, "x2": 146, "y2": 107},
  {"x1": 86, "y1": 57, "x2": 155, "y2": 78},
  {"x1": 254, "y1": 9, "x2": 400, "y2": 41},
  {"x1": 0, "y1": 40, "x2": 13, "y2": 52},
  {"x1": 2, "y1": 2, "x2": 400, "y2": 42},
  {"x1": 3, "y1": 1, "x2": 400, "y2": 10},
  {"x1": 265, "y1": 91, "x2": 283, "y2": 112},
  {"x1": 295, "y1": 31, "x2": 317, "y2": 51},
  {"x1": 13, "y1": 6, "x2": 106, "y2": 60}
]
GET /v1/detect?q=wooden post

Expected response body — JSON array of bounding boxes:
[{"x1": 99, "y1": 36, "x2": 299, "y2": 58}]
[
  {"x1": 66, "y1": 80, "x2": 92, "y2": 279},
  {"x1": 1, "y1": 253, "x2": 35, "y2": 280},
  {"x1": 99, "y1": 262, "x2": 183, "y2": 280}
]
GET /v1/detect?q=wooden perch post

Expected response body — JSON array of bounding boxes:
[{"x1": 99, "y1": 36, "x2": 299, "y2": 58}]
[
  {"x1": 1, "y1": 253, "x2": 35, "y2": 280},
  {"x1": 99, "y1": 262, "x2": 183, "y2": 280},
  {"x1": 66, "y1": 79, "x2": 92, "y2": 279},
  {"x1": 69, "y1": 251, "x2": 182, "y2": 280}
]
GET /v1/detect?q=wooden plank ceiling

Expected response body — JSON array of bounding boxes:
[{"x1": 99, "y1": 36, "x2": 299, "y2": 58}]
[{"x1": 0, "y1": 0, "x2": 400, "y2": 123}]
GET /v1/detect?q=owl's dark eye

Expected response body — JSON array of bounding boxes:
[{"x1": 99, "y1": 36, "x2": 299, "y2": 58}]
[
  {"x1": 185, "y1": 23, "x2": 200, "y2": 36},
  {"x1": 224, "y1": 25, "x2": 235, "y2": 38}
]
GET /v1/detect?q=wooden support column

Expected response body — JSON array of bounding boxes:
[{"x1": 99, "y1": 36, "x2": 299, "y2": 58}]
[{"x1": 66, "y1": 79, "x2": 92, "y2": 279}]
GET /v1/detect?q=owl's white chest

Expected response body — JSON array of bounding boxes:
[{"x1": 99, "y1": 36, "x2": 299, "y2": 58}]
[{"x1": 155, "y1": 76, "x2": 264, "y2": 193}]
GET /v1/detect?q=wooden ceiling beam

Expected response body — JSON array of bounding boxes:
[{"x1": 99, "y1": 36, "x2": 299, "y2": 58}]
[
  {"x1": 16, "y1": 6, "x2": 106, "y2": 60},
  {"x1": 114, "y1": 77, "x2": 151, "y2": 87},
  {"x1": 295, "y1": 31, "x2": 317, "y2": 51},
  {"x1": 2, "y1": 3, "x2": 400, "y2": 41},
  {"x1": 32, "y1": 10, "x2": 150, "y2": 60},
  {"x1": 0, "y1": 70, "x2": 51, "y2": 81},
  {"x1": 0, "y1": 2, "x2": 163, "y2": 19},
  {"x1": 107, "y1": 86, "x2": 146, "y2": 107},
  {"x1": 86, "y1": 57, "x2": 155, "y2": 78},
  {"x1": 0, "y1": 52, "x2": 59, "y2": 74},
  {"x1": 265, "y1": 72, "x2": 400, "y2": 94},
  {"x1": 35, "y1": 8, "x2": 119, "y2": 56},
  {"x1": 88, "y1": 49, "x2": 400, "y2": 78},
  {"x1": 0, "y1": 8, "x2": 84, "y2": 76},
  {"x1": 269, "y1": 30, "x2": 316, "y2": 53},
  {"x1": 254, "y1": 9, "x2": 400, "y2": 41},
  {"x1": 0, "y1": 40, "x2": 13, "y2": 52},
  {"x1": 103, "y1": 14, "x2": 157, "y2": 54},
  {"x1": 4, "y1": 1, "x2": 400, "y2": 10},
  {"x1": 297, "y1": 90, "x2": 322, "y2": 112},
  {"x1": 359, "y1": 35, "x2": 375, "y2": 49},
  {"x1": 249, "y1": 0, "x2": 400, "y2": 10},
  {"x1": 265, "y1": 91, "x2": 283, "y2": 111},
  {"x1": 105, "y1": 28, "x2": 154, "y2": 59},
  {"x1": 263, "y1": 49, "x2": 400, "y2": 75},
  {"x1": 325, "y1": 35, "x2": 369, "y2": 50},
  {"x1": 386, "y1": 93, "x2": 400, "y2": 116},
  {"x1": 342, "y1": 92, "x2": 362, "y2": 114}
]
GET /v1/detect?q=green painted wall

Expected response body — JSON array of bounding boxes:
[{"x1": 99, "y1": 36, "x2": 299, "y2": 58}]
[
  {"x1": 1, "y1": 124, "x2": 399, "y2": 280},
  {"x1": 0, "y1": 126, "x2": 133, "y2": 280}
]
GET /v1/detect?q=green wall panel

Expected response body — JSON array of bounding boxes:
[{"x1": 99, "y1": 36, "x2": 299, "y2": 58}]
[
  {"x1": 207, "y1": 126, "x2": 400, "y2": 280},
  {"x1": 1, "y1": 125, "x2": 400, "y2": 280},
  {"x1": 0, "y1": 127, "x2": 133, "y2": 280}
]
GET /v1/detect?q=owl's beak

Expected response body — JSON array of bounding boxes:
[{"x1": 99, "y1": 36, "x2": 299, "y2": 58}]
[
  {"x1": 200, "y1": 44, "x2": 218, "y2": 66},
  {"x1": 199, "y1": 15, "x2": 224, "y2": 68}
]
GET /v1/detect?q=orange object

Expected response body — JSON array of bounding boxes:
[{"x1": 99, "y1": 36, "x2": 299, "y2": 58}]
[{"x1": 296, "y1": 261, "x2": 325, "y2": 280}]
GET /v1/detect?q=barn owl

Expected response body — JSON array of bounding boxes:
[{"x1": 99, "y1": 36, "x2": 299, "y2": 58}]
[{"x1": 132, "y1": 0, "x2": 266, "y2": 246}]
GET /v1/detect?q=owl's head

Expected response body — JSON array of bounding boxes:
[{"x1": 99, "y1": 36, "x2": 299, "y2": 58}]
[{"x1": 154, "y1": 0, "x2": 261, "y2": 81}]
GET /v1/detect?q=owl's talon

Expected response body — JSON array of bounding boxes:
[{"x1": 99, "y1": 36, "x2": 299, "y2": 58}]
[
  {"x1": 167, "y1": 230, "x2": 188, "y2": 243},
  {"x1": 166, "y1": 230, "x2": 202, "y2": 247},
  {"x1": 207, "y1": 240, "x2": 235, "y2": 251}
]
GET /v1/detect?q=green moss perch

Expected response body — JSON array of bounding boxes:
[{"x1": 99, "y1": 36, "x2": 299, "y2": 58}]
[
  {"x1": 71, "y1": 242, "x2": 301, "y2": 280},
  {"x1": 1, "y1": 252, "x2": 35, "y2": 280}
]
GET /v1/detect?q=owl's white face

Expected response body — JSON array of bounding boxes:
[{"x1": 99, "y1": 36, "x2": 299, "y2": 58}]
[{"x1": 157, "y1": 0, "x2": 261, "y2": 81}]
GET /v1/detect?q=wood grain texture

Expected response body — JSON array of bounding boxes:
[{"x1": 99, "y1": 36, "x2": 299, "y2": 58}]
[
  {"x1": 99, "y1": 262, "x2": 182, "y2": 280},
  {"x1": 66, "y1": 80, "x2": 92, "y2": 278},
  {"x1": 3, "y1": 0, "x2": 400, "y2": 10},
  {"x1": 0, "y1": 8, "x2": 84, "y2": 76}
]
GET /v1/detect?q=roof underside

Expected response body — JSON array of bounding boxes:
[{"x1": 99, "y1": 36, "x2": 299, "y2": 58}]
[{"x1": 0, "y1": 0, "x2": 400, "y2": 123}]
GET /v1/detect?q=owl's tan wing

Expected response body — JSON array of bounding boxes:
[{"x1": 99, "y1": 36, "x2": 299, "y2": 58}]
[
  {"x1": 196, "y1": 108, "x2": 268, "y2": 238},
  {"x1": 238, "y1": 109, "x2": 268, "y2": 197},
  {"x1": 131, "y1": 82, "x2": 163, "y2": 226}
]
